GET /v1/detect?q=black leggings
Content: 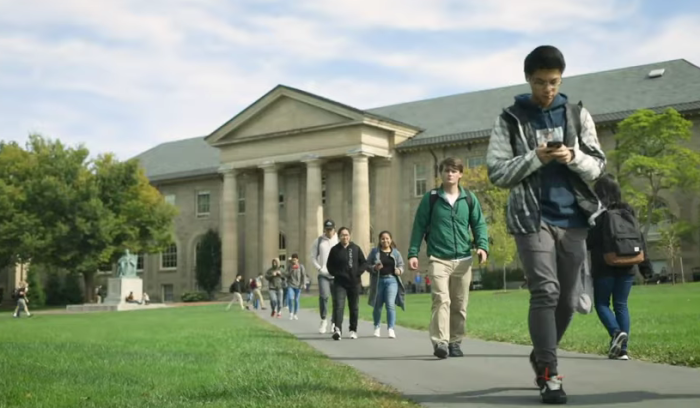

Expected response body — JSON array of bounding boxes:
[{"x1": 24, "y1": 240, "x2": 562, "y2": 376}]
[{"x1": 332, "y1": 281, "x2": 360, "y2": 333}]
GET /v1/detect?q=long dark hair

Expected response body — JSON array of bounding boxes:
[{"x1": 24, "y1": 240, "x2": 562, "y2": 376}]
[
  {"x1": 337, "y1": 227, "x2": 351, "y2": 236},
  {"x1": 377, "y1": 230, "x2": 396, "y2": 249},
  {"x1": 594, "y1": 173, "x2": 635, "y2": 214}
]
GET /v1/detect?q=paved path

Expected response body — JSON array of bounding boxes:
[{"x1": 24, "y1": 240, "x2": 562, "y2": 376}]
[{"x1": 257, "y1": 308, "x2": 700, "y2": 407}]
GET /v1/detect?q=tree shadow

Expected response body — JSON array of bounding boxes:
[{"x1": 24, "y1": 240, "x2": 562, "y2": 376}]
[{"x1": 405, "y1": 388, "x2": 700, "y2": 406}]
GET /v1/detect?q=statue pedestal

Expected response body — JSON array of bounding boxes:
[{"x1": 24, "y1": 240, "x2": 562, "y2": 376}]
[{"x1": 104, "y1": 277, "x2": 143, "y2": 305}]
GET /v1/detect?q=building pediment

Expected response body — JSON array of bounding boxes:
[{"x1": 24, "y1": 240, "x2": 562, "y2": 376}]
[{"x1": 206, "y1": 85, "x2": 367, "y2": 146}]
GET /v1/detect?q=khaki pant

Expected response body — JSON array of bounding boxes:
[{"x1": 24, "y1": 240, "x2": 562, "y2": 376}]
[
  {"x1": 226, "y1": 293, "x2": 245, "y2": 310},
  {"x1": 250, "y1": 289, "x2": 265, "y2": 308},
  {"x1": 428, "y1": 256, "x2": 473, "y2": 345}
]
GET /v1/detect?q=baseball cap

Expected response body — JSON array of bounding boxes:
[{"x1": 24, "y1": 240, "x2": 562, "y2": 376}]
[{"x1": 323, "y1": 219, "x2": 335, "y2": 229}]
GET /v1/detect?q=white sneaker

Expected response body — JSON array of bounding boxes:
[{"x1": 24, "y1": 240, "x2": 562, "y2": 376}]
[
  {"x1": 319, "y1": 320, "x2": 328, "y2": 334},
  {"x1": 349, "y1": 331, "x2": 358, "y2": 339},
  {"x1": 293, "y1": 314, "x2": 299, "y2": 320},
  {"x1": 388, "y1": 328, "x2": 396, "y2": 339},
  {"x1": 373, "y1": 327, "x2": 381, "y2": 337},
  {"x1": 290, "y1": 314, "x2": 294, "y2": 320},
  {"x1": 331, "y1": 323, "x2": 336, "y2": 332}
]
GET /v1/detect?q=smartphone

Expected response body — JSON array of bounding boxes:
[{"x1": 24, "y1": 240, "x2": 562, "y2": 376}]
[{"x1": 546, "y1": 141, "x2": 563, "y2": 149}]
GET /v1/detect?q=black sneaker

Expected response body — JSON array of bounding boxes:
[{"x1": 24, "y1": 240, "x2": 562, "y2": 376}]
[
  {"x1": 537, "y1": 367, "x2": 567, "y2": 405},
  {"x1": 617, "y1": 350, "x2": 630, "y2": 360},
  {"x1": 332, "y1": 328, "x2": 342, "y2": 341},
  {"x1": 448, "y1": 343, "x2": 464, "y2": 357},
  {"x1": 608, "y1": 331, "x2": 628, "y2": 359},
  {"x1": 433, "y1": 342, "x2": 449, "y2": 359}
]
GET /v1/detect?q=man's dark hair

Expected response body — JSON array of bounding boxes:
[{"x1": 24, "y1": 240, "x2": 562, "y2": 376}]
[
  {"x1": 291, "y1": 253, "x2": 298, "y2": 259},
  {"x1": 439, "y1": 157, "x2": 464, "y2": 173},
  {"x1": 524, "y1": 46, "x2": 566, "y2": 77}
]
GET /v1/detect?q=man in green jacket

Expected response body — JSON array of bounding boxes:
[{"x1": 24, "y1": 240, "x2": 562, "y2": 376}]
[{"x1": 408, "y1": 157, "x2": 489, "y2": 359}]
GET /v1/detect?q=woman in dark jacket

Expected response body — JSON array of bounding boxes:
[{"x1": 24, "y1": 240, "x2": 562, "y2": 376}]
[
  {"x1": 366, "y1": 231, "x2": 406, "y2": 339},
  {"x1": 326, "y1": 227, "x2": 368, "y2": 341},
  {"x1": 588, "y1": 174, "x2": 653, "y2": 360}
]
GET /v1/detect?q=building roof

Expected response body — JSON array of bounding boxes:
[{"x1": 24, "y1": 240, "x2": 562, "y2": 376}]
[
  {"x1": 134, "y1": 58, "x2": 700, "y2": 180},
  {"x1": 372, "y1": 59, "x2": 700, "y2": 149}
]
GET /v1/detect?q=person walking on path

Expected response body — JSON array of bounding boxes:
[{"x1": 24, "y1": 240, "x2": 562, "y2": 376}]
[
  {"x1": 12, "y1": 281, "x2": 32, "y2": 318},
  {"x1": 326, "y1": 227, "x2": 368, "y2": 341},
  {"x1": 310, "y1": 219, "x2": 339, "y2": 334},
  {"x1": 285, "y1": 253, "x2": 307, "y2": 320},
  {"x1": 587, "y1": 174, "x2": 653, "y2": 361},
  {"x1": 265, "y1": 259, "x2": 284, "y2": 318},
  {"x1": 226, "y1": 274, "x2": 246, "y2": 311},
  {"x1": 366, "y1": 230, "x2": 406, "y2": 339},
  {"x1": 486, "y1": 45, "x2": 606, "y2": 404},
  {"x1": 407, "y1": 157, "x2": 489, "y2": 359}
]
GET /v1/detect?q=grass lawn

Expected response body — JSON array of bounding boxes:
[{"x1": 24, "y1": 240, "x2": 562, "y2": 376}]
[
  {"x1": 301, "y1": 282, "x2": 700, "y2": 367},
  {"x1": 0, "y1": 306, "x2": 418, "y2": 408}
]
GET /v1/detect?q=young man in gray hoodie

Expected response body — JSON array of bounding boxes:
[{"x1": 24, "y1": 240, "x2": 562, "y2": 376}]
[
  {"x1": 310, "y1": 219, "x2": 339, "y2": 333},
  {"x1": 486, "y1": 45, "x2": 605, "y2": 405}
]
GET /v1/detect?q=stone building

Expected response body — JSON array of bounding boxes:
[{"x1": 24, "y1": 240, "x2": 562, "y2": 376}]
[{"x1": 120, "y1": 59, "x2": 700, "y2": 302}]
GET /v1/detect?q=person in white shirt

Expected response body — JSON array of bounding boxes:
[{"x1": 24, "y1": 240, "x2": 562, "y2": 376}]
[{"x1": 310, "y1": 219, "x2": 339, "y2": 333}]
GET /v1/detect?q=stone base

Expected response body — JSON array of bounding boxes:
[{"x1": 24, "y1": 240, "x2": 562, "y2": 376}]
[
  {"x1": 104, "y1": 277, "x2": 143, "y2": 305},
  {"x1": 66, "y1": 303, "x2": 169, "y2": 313}
]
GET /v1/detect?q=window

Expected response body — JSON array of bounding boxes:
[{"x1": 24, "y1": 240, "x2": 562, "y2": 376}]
[
  {"x1": 468, "y1": 157, "x2": 485, "y2": 168},
  {"x1": 196, "y1": 191, "x2": 211, "y2": 216},
  {"x1": 322, "y1": 175, "x2": 327, "y2": 204},
  {"x1": 414, "y1": 164, "x2": 428, "y2": 197},
  {"x1": 161, "y1": 244, "x2": 177, "y2": 270},
  {"x1": 279, "y1": 232, "x2": 287, "y2": 263},
  {"x1": 164, "y1": 194, "x2": 176, "y2": 205},
  {"x1": 136, "y1": 253, "x2": 144, "y2": 271},
  {"x1": 237, "y1": 183, "x2": 245, "y2": 214},
  {"x1": 162, "y1": 284, "x2": 174, "y2": 302},
  {"x1": 279, "y1": 185, "x2": 285, "y2": 207}
]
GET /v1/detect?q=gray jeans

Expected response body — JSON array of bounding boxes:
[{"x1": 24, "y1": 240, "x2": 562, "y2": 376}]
[
  {"x1": 318, "y1": 275, "x2": 334, "y2": 322},
  {"x1": 268, "y1": 288, "x2": 284, "y2": 313},
  {"x1": 515, "y1": 222, "x2": 587, "y2": 373}
]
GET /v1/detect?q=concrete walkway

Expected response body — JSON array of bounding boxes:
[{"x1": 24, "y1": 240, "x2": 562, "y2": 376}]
[{"x1": 257, "y1": 308, "x2": 700, "y2": 407}]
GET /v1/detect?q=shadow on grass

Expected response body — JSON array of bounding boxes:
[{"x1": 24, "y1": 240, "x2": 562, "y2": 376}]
[{"x1": 405, "y1": 388, "x2": 700, "y2": 406}]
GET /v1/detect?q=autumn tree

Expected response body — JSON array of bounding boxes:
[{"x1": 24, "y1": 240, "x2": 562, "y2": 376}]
[
  {"x1": 610, "y1": 108, "x2": 700, "y2": 237},
  {"x1": 456, "y1": 165, "x2": 518, "y2": 288}
]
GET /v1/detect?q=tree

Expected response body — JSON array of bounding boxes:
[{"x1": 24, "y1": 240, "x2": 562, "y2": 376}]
[
  {"x1": 26, "y1": 266, "x2": 46, "y2": 307},
  {"x1": 610, "y1": 108, "x2": 700, "y2": 237},
  {"x1": 0, "y1": 135, "x2": 178, "y2": 302},
  {"x1": 195, "y1": 229, "x2": 222, "y2": 299},
  {"x1": 656, "y1": 221, "x2": 694, "y2": 284},
  {"x1": 455, "y1": 165, "x2": 518, "y2": 289},
  {"x1": 45, "y1": 271, "x2": 65, "y2": 306},
  {"x1": 63, "y1": 273, "x2": 84, "y2": 305}
]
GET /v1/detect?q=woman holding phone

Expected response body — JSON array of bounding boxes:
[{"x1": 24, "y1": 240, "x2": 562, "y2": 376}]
[{"x1": 366, "y1": 231, "x2": 406, "y2": 339}]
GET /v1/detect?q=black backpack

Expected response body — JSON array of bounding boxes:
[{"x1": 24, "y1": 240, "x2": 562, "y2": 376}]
[
  {"x1": 601, "y1": 208, "x2": 645, "y2": 267},
  {"x1": 423, "y1": 188, "x2": 475, "y2": 243}
]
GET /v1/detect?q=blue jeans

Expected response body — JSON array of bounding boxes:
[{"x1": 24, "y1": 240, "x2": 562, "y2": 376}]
[
  {"x1": 287, "y1": 287, "x2": 301, "y2": 314},
  {"x1": 373, "y1": 276, "x2": 399, "y2": 329},
  {"x1": 269, "y1": 288, "x2": 284, "y2": 313},
  {"x1": 593, "y1": 274, "x2": 634, "y2": 350}
]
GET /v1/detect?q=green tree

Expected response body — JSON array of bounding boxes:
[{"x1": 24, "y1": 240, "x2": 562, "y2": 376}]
[
  {"x1": 26, "y1": 266, "x2": 46, "y2": 307},
  {"x1": 656, "y1": 221, "x2": 694, "y2": 284},
  {"x1": 610, "y1": 108, "x2": 700, "y2": 237},
  {"x1": 45, "y1": 270, "x2": 65, "y2": 306},
  {"x1": 195, "y1": 229, "x2": 222, "y2": 299},
  {"x1": 63, "y1": 273, "x2": 84, "y2": 305},
  {"x1": 0, "y1": 135, "x2": 177, "y2": 302}
]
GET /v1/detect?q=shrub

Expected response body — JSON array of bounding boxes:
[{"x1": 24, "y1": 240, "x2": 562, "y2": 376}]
[
  {"x1": 63, "y1": 273, "x2": 84, "y2": 304},
  {"x1": 45, "y1": 272, "x2": 65, "y2": 306},
  {"x1": 26, "y1": 267, "x2": 46, "y2": 307},
  {"x1": 181, "y1": 292, "x2": 208, "y2": 302}
]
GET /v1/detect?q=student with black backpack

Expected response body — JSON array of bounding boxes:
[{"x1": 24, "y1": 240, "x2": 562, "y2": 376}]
[
  {"x1": 587, "y1": 174, "x2": 653, "y2": 361},
  {"x1": 407, "y1": 157, "x2": 489, "y2": 359}
]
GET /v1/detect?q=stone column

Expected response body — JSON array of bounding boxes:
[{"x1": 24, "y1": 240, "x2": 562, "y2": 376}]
[
  {"x1": 349, "y1": 149, "x2": 372, "y2": 287},
  {"x1": 285, "y1": 167, "x2": 302, "y2": 258},
  {"x1": 220, "y1": 166, "x2": 238, "y2": 291},
  {"x1": 303, "y1": 155, "x2": 323, "y2": 282},
  {"x1": 373, "y1": 157, "x2": 393, "y2": 237},
  {"x1": 244, "y1": 171, "x2": 261, "y2": 279},
  {"x1": 260, "y1": 161, "x2": 279, "y2": 269}
]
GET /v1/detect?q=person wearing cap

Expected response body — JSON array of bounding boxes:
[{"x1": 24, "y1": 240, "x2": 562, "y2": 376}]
[{"x1": 310, "y1": 219, "x2": 339, "y2": 334}]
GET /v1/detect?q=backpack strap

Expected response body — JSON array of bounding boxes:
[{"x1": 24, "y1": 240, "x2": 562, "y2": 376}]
[{"x1": 423, "y1": 189, "x2": 440, "y2": 242}]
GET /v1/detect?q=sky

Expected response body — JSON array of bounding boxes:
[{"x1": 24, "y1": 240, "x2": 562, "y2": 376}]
[{"x1": 1, "y1": 0, "x2": 699, "y2": 160}]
